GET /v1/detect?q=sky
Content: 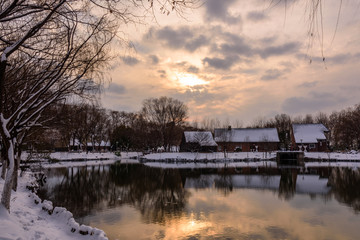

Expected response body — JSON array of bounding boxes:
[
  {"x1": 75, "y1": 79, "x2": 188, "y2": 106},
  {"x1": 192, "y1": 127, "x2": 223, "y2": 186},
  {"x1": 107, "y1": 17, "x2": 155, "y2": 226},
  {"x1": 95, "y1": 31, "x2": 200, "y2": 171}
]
[{"x1": 101, "y1": 0, "x2": 360, "y2": 126}]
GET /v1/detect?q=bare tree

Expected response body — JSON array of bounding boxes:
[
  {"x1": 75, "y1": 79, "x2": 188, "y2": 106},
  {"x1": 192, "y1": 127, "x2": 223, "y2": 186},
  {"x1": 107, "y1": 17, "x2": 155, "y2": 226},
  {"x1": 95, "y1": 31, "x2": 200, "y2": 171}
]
[
  {"x1": 0, "y1": 0, "x2": 199, "y2": 212},
  {"x1": 141, "y1": 96, "x2": 188, "y2": 150},
  {"x1": 274, "y1": 114, "x2": 291, "y2": 150},
  {"x1": 201, "y1": 117, "x2": 221, "y2": 133},
  {"x1": 272, "y1": 0, "x2": 345, "y2": 61}
]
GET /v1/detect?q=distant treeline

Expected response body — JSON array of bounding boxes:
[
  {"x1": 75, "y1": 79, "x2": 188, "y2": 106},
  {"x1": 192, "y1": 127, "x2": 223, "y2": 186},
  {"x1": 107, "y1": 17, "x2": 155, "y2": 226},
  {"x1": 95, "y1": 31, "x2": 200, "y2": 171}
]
[{"x1": 24, "y1": 98, "x2": 360, "y2": 152}]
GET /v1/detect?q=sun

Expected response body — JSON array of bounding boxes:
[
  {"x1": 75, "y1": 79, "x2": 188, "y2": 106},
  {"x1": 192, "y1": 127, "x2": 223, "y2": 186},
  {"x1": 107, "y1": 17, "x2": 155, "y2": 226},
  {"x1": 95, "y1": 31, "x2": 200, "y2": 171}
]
[{"x1": 174, "y1": 72, "x2": 208, "y2": 87}]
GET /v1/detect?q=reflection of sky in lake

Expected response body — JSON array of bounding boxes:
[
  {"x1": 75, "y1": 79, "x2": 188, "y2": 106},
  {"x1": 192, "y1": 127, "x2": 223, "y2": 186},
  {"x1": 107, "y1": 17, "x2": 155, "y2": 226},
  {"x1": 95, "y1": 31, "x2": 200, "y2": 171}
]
[
  {"x1": 83, "y1": 188, "x2": 360, "y2": 240},
  {"x1": 40, "y1": 165, "x2": 360, "y2": 240}
]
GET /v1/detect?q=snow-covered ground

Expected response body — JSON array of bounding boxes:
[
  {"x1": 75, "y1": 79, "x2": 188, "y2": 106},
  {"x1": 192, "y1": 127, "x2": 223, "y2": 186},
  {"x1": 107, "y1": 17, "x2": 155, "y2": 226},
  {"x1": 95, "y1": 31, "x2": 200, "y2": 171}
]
[
  {"x1": 142, "y1": 151, "x2": 360, "y2": 162},
  {"x1": 142, "y1": 151, "x2": 277, "y2": 161},
  {"x1": 0, "y1": 171, "x2": 108, "y2": 240},
  {"x1": 21, "y1": 151, "x2": 121, "y2": 161},
  {"x1": 144, "y1": 161, "x2": 277, "y2": 169},
  {"x1": 144, "y1": 161, "x2": 360, "y2": 169},
  {"x1": 305, "y1": 151, "x2": 360, "y2": 161},
  {"x1": 38, "y1": 159, "x2": 119, "y2": 169}
]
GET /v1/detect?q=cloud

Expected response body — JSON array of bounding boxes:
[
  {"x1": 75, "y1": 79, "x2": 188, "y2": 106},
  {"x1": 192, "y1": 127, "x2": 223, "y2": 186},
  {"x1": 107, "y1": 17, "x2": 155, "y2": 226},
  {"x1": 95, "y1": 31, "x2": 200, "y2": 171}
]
[
  {"x1": 156, "y1": 26, "x2": 192, "y2": 49},
  {"x1": 157, "y1": 70, "x2": 167, "y2": 78},
  {"x1": 209, "y1": 29, "x2": 298, "y2": 60},
  {"x1": 174, "y1": 61, "x2": 200, "y2": 74},
  {"x1": 259, "y1": 42, "x2": 300, "y2": 58},
  {"x1": 216, "y1": 41, "x2": 254, "y2": 57},
  {"x1": 203, "y1": 0, "x2": 240, "y2": 24},
  {"x1": 148, "y1": 55, "x2": 159, "y2": 64},
  {"x1": 107, "y1": 83, "x2": 126, "y2": 95},
  {"x1": 154, "y1": 26, "x2": 209, "y2": 52},
  {"x1": 173, "y1": 85, "x2": 229, "y2": 108},
  {"x1": 247, "y1": 11, "x2": 268, "y2": 22},
  {"x1": 121, "y1": 56, "x2": 140, "y2": 66},
  {"x1": 220, "y1": 75, "x2": 237, "y2": 81},
  {"x1": 210, "y1": 32, "x2": 254, "y2": 57},
  {"x1": 185, "y1": 35, "x2": 210, "y2": 52},
  {"x1": 202, "y1": 56, "x2": 239, "y2": 70},
  {"x1": 187, "y1": 65, "x2": 200, "y2": 74},
  {"x1": 298, "y1": 81, "x2": 318, "y2": 88},
  {"x1": 147, "y1": 25, "x2": 299, "y2": 66},
  {"x1": 261, "y1": 69, "x2": 284, "y2": 81},
  {"x1": 282, "y1": 91, "x2": 347, "y2": 114},
  {"x1": 298, "y1": 52, "x2": 360, "y2": 65}
]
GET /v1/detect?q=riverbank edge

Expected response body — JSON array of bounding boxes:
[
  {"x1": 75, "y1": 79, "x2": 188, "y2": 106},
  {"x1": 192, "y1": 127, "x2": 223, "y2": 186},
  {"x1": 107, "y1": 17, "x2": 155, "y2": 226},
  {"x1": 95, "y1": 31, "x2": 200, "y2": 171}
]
[{"x1": 0, "y1": 170, "x2": 109, "y2": 240}]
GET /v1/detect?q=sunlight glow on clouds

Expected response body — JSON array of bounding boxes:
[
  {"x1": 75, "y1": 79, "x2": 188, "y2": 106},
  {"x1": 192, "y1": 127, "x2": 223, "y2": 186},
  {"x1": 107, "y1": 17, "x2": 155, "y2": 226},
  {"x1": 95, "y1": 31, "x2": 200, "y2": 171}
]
[
  {"x1": 173, "y1": 72, "x2": 209, "y2": 87},
  {"x1": 102, "y1": 0, "x2": 360, "y2": 124}
]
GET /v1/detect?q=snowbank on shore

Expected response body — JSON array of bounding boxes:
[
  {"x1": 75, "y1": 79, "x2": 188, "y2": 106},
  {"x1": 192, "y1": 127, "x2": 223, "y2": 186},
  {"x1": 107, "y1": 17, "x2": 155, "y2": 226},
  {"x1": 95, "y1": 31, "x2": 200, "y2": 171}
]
[
  {"x1": 0, "y1": 171, "x2": 108, "y2": 240},
  {"x1": 21, "y1": 151, "x2": 120, "y2": 161},
  {"x1": 39, "y1": 159, "x2": 120, "y2": 169},
  {"x1": 142, "y1": 152, "x2": 276, "y2": 161},
  {"x1": 305, "y1": 151, "x2": 360, "y2": 161},
  {"x1": 142, "y1": 151, "x2": 360, "y2": 162},
  {"x1": 144, "y1": 161, "x2": 277, "y2": 169}
]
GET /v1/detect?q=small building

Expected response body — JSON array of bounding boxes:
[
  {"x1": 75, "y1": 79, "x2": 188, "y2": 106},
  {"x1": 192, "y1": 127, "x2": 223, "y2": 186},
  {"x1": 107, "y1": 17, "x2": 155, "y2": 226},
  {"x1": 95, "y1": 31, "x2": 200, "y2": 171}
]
[
  {"x1": 214, "y1": 127, "x2": 280, "y2": 152},
  {"x1": 290, "y1": 124, "x2": 329, "y2": 152},
  {"x1": 180, "y1": 131, "x2": 218, "y2": 152},
  {"x1": 69, "y1": 139, "x2": 111, "y2": 152}
]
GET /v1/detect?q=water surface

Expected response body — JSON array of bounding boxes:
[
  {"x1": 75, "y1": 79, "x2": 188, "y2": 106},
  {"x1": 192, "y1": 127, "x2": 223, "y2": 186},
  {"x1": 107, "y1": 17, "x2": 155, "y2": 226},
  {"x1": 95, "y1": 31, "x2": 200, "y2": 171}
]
[{"x1": 38, "y1": 162, "x2": 360, "y2": 240}]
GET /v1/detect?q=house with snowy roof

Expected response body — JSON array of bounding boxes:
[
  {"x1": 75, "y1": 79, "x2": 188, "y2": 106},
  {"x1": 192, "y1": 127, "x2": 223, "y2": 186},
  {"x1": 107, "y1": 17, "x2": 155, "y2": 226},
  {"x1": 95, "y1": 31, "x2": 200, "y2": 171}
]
[
  {"x1": 290, "y1": 124, "x2": 329, "y2": 152},
  {"x1": 214, "y1": 127, "x2": 280, "y2": 152},
  {"x1": 69, "y1": 139, "x2": 111, "y2": 152},
  {"x1": 180, "y1": 131, "x2": 218, "y2": 152}
]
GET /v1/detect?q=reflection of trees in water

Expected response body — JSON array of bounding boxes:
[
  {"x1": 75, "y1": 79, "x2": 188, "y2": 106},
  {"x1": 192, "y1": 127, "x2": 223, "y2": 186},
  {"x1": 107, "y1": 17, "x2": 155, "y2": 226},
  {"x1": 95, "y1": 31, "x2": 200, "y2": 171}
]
[
  {"x1": 328, "y1": 168, "x2": 360, "y2": 213},
  {"x1": 111, "y1": 164, "x2": 189, "y2": 224},
  {"x1": 278, "y1": 169, "x2": 297, "y2": 200},
  {"x1": 38, "y1": 166, "x2": 111, "y2": 218},
  {"x1": 214, "y1": 174, "x2": 233, "y2": 196},
  {"x1": 39, "y1": 163, "x2": 189, "y2": 224}
]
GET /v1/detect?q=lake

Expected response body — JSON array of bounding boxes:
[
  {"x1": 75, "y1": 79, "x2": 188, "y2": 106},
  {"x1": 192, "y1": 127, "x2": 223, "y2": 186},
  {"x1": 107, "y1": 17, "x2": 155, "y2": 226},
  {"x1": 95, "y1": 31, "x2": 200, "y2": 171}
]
[{"x1": 38, "y1": 161, "x2": 360, "y2": 240}]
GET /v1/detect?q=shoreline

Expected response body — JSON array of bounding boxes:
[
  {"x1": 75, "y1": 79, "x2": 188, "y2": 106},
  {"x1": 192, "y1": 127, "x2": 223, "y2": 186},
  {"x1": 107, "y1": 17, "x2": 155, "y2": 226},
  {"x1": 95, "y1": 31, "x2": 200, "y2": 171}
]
[
  {"x1": 0, "y1": 171, "x2": 108, "y2": 240},
  {"x1": 1, "y1": 152, "x2": 360, "y2": 239}
]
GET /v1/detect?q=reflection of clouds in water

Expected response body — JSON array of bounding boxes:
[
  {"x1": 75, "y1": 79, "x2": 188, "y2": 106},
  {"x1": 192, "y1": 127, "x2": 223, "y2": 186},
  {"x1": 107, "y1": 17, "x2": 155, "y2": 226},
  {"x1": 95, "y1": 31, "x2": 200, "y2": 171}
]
[
  {"x1": 155, "y1": 230, "x2": 165, "y2": 239},
  {"x1": 239, "y1": 233, "x2": 265, "y2": 240},
  {"x1": 43, "y1": 165, "x2": 360, "y2": 240},
  {"x1": 189, "y1": 198, "x2": 231, "y2": 218},
  {"x1": 303, "y1": 217, "x2": 325, "y2": 227},
  {"x1": 101, "y1": 210, "x2": 123, "y2": 225},
  {"x1": 266, "y1": 226, "x2": 290, "y2": 239}
]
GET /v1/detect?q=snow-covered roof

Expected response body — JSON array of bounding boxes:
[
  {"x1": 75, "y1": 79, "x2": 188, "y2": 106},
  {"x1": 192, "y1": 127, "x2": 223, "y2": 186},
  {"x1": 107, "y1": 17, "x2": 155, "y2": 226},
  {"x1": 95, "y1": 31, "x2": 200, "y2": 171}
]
[
  {"x1": 214, "y1": 128, "x2": 280, "y2": 143},
  {"x1": 184, "y1": 131, "x2": 217, "y2": 146},
  {"x1": 292, "y1": 124, "x2": 328, "y2": 144}
]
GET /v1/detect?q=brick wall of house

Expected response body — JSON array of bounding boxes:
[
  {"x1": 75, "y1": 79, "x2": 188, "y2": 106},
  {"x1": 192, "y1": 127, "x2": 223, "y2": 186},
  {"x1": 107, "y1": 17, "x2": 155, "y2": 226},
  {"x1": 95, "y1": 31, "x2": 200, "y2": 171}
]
[
  {"x1": 217, "y1": 142, "x2": 279, "y2": 152},
  {"x1": 295, "y1": 140, "x2": 328, "y2": 152}
]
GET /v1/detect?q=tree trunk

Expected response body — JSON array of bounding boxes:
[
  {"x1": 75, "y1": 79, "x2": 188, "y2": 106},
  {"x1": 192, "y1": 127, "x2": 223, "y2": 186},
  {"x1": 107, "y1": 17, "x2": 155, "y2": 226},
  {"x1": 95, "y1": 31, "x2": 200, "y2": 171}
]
[
  {"x1": 1, "y1": 144, "x2": 7, "y2": 179},
  {"x1": 11, "y1": 149, "x2": 21, "y2": 191},
  {"x1": 1, "y1": 158, "x2": 7, "y2": 180},
  {"x1": 1, "y1": 139, "x2": 15, "y2": 212}
]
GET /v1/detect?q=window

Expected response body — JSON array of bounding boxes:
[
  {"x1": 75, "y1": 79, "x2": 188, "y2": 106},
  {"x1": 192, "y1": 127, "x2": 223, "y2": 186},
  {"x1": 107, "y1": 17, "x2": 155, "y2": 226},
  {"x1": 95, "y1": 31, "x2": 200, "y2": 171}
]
[{"x1": 309, "y1": 144, "x2": 315, "y2": 149}]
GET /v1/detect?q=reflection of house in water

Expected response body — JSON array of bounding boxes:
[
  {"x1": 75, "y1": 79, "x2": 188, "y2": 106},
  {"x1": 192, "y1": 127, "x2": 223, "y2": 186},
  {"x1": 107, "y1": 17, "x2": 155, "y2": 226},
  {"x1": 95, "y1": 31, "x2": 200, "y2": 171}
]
[{"x1": 184, "y1": 173, "x2": 331, "y2": 196}]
